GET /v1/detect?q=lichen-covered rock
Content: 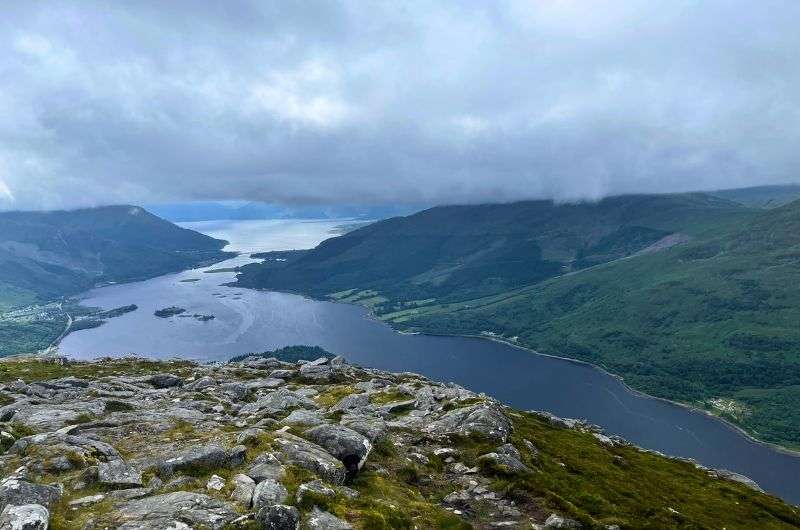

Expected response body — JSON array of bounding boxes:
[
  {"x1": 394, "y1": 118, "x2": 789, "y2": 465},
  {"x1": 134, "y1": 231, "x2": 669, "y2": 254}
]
[
  {"x1": 230, "y1": 474, "x2": 256, "y2": 507},
  {"x1": 304, "y1": 424, "x2": 372, "y2": 476},
  {"x1": 540, "y1": 513, "x2": 582, "y2": 529},
  {"x1": 146, "y1": 373, "x2": 183, "y2": 389},
  {"x1": 280, "y1": 409, "x2": 326, "y2": 427},
  {"x1": 159, "y1": 444, "x2": 231, "y2": 475},
  {"x1": 97, "y1": 460, "x2": 142, "y2": 489},
  {"x1": 256, "y1": 504, "x2": 300, "y2": 530},
  {"x1": 252, "y1": 479, "x2": 288, "y2": 511},
  {"x1": 329, "y1": 393, "x2": 369, "y2": 413},
  {"x1": 0, "y1": 479, "x2": 61, "y2": 514},
  {"x1": 273, "y1": 433, "x2": 346, "y2": 485},
  {"x1": 424, "y1": 403, "x2": 512, "y2": 442},
  {"x1": 10, "y1": 432, "x2": 121, "y2": 473},
  {"x1": 116, "y1": 491, "x2": 237, "y2": 530},
  {"x1": 238, "y1": 388, "x2": 317, "y2": 416},
  {"x1": 248, "y1": 453, "x2": 285, "y2": 483},
  {"x1": 340, "y1": 414, "x2": 388, "y2": 442},
  {"x1": 0, "y1": 503, "x2": 49, "y2": 530},
  {"x1": 306, "y1": 507, "x2": 353, "y2": 529},
  {"x1": 296, "y1": 479, "x2": 336, "y2": 504}
]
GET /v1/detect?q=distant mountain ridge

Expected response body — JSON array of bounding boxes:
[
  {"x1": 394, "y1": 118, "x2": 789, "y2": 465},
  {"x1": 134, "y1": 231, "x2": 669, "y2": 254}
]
[
  {"x1": 709, "y1": 184, "x2": 800, "y2": 209},
  {"x1": 235, "y1": 192, "x2": 753, "y2": 304},
  {"x1": 0, "y1": 205, "x2": 230, "y2": 309}
]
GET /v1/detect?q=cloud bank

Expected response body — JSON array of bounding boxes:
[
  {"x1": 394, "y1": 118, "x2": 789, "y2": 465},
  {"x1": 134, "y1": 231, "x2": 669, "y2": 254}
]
[{"x1": 1, "y1": 0, "x2": 799, "y2": 210}]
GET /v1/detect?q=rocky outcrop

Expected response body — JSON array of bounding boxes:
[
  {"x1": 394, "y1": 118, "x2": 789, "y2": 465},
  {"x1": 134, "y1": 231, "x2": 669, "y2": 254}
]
[
  {"x1": 0, "y1": 355, "x2": 778, "y2": 530},
  {"x1": 116, "y1": 491, "x2": 237, "y2": 530}
]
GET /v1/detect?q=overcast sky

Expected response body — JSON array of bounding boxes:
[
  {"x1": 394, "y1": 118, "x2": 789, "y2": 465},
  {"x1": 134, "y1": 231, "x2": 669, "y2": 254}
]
[{"x1": 1, "y1": 1, "x2": 799, "y2": 210}]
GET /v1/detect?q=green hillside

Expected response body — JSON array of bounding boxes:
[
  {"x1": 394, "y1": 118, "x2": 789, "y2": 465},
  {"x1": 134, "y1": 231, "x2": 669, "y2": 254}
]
[
  {"x1": 236, "y1": 193, "x2": 753, "y2": 305},
  {"x1": 393, "y1": 200, "x2": 800, "y2": 448},
  {"x1": 0, "y1": 205, "x2": 231, "y2": 355},
  {"x1": 235, "y1": 193, "x2": 800, "y2": 448},
  {"x1": 710, "y1": 184, "x2": 800, "y2": 209},
  {"x1": 0, "y1": 205, "x2": 229, "y2": 309}
]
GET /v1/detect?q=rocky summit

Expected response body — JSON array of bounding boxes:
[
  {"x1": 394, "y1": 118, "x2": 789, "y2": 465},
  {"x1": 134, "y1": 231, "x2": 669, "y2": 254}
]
[{"x1": 0, "y1": 354, "x2": 797, "y2": 530}]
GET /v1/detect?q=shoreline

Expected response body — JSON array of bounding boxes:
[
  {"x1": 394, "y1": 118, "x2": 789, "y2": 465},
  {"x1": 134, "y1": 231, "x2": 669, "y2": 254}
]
[{"x1": 248, "y1": 285, "x2": 800, "y2": 459}]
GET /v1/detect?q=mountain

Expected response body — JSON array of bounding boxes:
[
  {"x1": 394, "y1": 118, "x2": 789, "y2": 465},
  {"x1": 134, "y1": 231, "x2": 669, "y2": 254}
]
[
  {"x1": 0, "y1": 205, "x2": 229, "y2": 309},
  {"x1": 233, "y1": 192, "x2": 800, "y2": 448},
  {"x1": 710, "y1": 184, "x2": 800, "y2": 209},
  {"x1": 235, "y1": 193, "x2": 753, "y2": 305},
  {"x1": 0, "y1": 354, "x2": 796, "y2": 529},
  {"x1": 146, "y1": 201, "x2": 427, "y2": 222}
]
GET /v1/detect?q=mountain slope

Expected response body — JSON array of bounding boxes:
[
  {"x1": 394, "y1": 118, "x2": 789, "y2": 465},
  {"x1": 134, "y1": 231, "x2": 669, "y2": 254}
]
[
  {"x1": 235, "y1": 193, "x2": 754, "y2": 306},
  {"x1": 1, "y1": 355, "x2": 798, "y2": 529},
  {"x1": 710, "y1": 184, "x2": 800, "y2": 209},
  {"x1": 396, "y1": 199, "x2": 800, "y2": 447},
  {"x1": 0, "y1": 205, "x2": 230, "y2": 309}
]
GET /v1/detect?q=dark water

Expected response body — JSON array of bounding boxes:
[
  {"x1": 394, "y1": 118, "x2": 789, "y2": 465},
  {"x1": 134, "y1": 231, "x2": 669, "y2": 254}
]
[{"x1": 59, "y1": 220, "x2": 800, "y2": 504}]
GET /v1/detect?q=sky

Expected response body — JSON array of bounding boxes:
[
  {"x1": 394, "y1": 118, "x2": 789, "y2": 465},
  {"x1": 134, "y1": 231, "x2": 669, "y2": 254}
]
[{"x1": 1, "y1": 0, "x2": 799, "y2": 211}]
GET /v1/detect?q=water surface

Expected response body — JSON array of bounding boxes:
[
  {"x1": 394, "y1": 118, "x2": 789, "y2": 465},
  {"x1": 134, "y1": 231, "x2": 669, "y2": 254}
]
[{"x1": 59, "y1": 219, "x2": 800, "y2": 504}]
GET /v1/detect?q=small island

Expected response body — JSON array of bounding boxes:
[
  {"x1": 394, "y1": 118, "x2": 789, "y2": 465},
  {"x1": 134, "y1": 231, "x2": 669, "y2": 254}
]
[{"x1": 154, "y1": 306, "x2": 186, "y2": 318}]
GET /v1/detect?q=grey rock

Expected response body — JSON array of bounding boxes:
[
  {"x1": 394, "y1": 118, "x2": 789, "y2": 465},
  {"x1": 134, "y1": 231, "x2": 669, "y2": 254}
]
[
  {"x1": 206, "y1": 475, "x2": 226, "y2": 491},
  {"x1": 478, "y1": 452, "x2": 529, "y2": 474},
  {"x1": 238, "y1": 388, "x2": 317, "y2": 416},
  {"x1": 299, "y1": 364, "x2": 332, "y2": 381},
  {"x1": 295, "y1": 479, "x2": 336, "y2": 504},
  {"x1": 304, "y1": 424, "x2": 372, "y2": 476},
  {"x1": 340, "y1": 414, "x2": 388, "y2": 442},
  {"x1": 0, "y1": 479, "x2": 61, "y2": 513},
  {"x1": 255, "y1": 504, "x2": 300, "y2": 530},
  {"x1": 230, "y1": 474, "x2": 256, "y2": 508},
  {"x1": 228, "y1": 445, "x2": 247, "y2": 468},
  {"x1": 236, "y1": 428, "x2": 266, "y2": 445},
  {"x1": 329, "y1": 393, "x2": 369, "y2": 413},
  {"x1": 542, "y1": 513, "x2": 582, "y2": 529},
  {"x1": 221, "y1": 382, "x2": 249, "y2": 400},
  {"x1": 279, "y1": 409, "x2": 325, "y2": 427},
  {"x1": 245, "y1": 452, "x2": 282, "y2": 481},
  {"x1": 184, "y1": 376, "x2": 216, "y2": 391},
  {"x1": 273, "y1": 433, "x2": 346, "y2": 485},
  {"x1": 116, "y1": 491, "x2": 237, "y2": 530},
  {"x1": 97, "y1": 460, "x2": 143, "y2": 489},
  {"x1": 146, "y1": 373, "x2": 183, "y2": 389},
  {"x1": 306, "y1": 507, "x2": 353, "y2": 530},
  {"x1": 0, "y1": 504, "x2": 49, "y2": 530},
  {"x1": 424, "y1": 403, "x2": 512, "y2": 442},
  {"x1": 268, "y1": 370, "x2": 295, "y2": 379},
  {"x1": 68, "y1": 494, "x2": 105, "y2": 507},
  {"x1": 6, "y1": 401, "x2": 106, "y2": 431},
  {"x1": 160, "y1": 444, "x2": 229, "y2": 475},
  {"x1": 252, "y1": 479, "x2": 288, "y2": 511}
]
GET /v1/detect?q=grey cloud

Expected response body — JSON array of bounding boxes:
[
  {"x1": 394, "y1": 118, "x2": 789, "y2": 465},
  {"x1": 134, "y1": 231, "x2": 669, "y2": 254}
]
[{"x1": 1, "y1": 0, "x2": 799, "y2": 210}]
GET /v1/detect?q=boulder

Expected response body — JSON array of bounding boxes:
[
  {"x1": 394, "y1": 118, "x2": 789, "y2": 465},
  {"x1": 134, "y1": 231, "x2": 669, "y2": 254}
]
[
  {"x1": 97, "y1": 460, "x2": 143, "y2": 489},
  {"x1": 238, "y1": 389, "x2": 317, "y2": 416},
  {"x1": 273, "y1": 433, "x2": 346, "y2": 485},
  {"x1": 296, "y1": 479, "x2": 336, "y2": 504},
  {"x1": 541, "y1": 513, "x2": 582, "y2": 529},
  {"x1": 280, "y1": 410, "x2": 326, "y2": 427},
  {"x1": 116, "y1": 491, "x2": 237, "y2": 530},
  {"x1": 146, "y1": 374, "x2": 183, "y2": 389},
  {"x1": 0, "y1": 479, "x2": 61, "y2": 514},
  {"x1": 159, "y1": 444, "x2": 231, "y2": 475},
  {"x1": 329, "y1": 393, "x2": 369, "y2": 413},
  {"x1": 206, "y1": 475, "x2": 226, "y2": 491},
  {"x1": 304, "y1": 424, "x2": 372, "y2": 477},
  {"x1": 0, "y1": 504, "x2": 49, "y2": 530},
  {"x1": 252, "y1": 479, "x2": 288, "y2": 511},
  {"x1": 248, "y1": 453, "x2": 285, "y2": 483},
  {"x1": 306, "y1": 507, "x2": 353, "y2": 530},
  {"x1": 424, "y1": 403, "x2": 512, "y2": 442},
  {"x1": 340, "y1": 414, "x2": 388, "y2": 443},
  {"x1": 184, "y1": 376, "x2": 216, "y2": 391},
  {"x1": 230, "y1": 474, "x2": 256, "y2": 508},
  {"x1": 255, "y1": 504, "x2": 300, "y2": 530},
  {"x1": 478, "y1": 451, "x2": 529, "y2": 474},
  {"x1": 299, "y1": 364, "x2": 332, "y2": 381}
]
